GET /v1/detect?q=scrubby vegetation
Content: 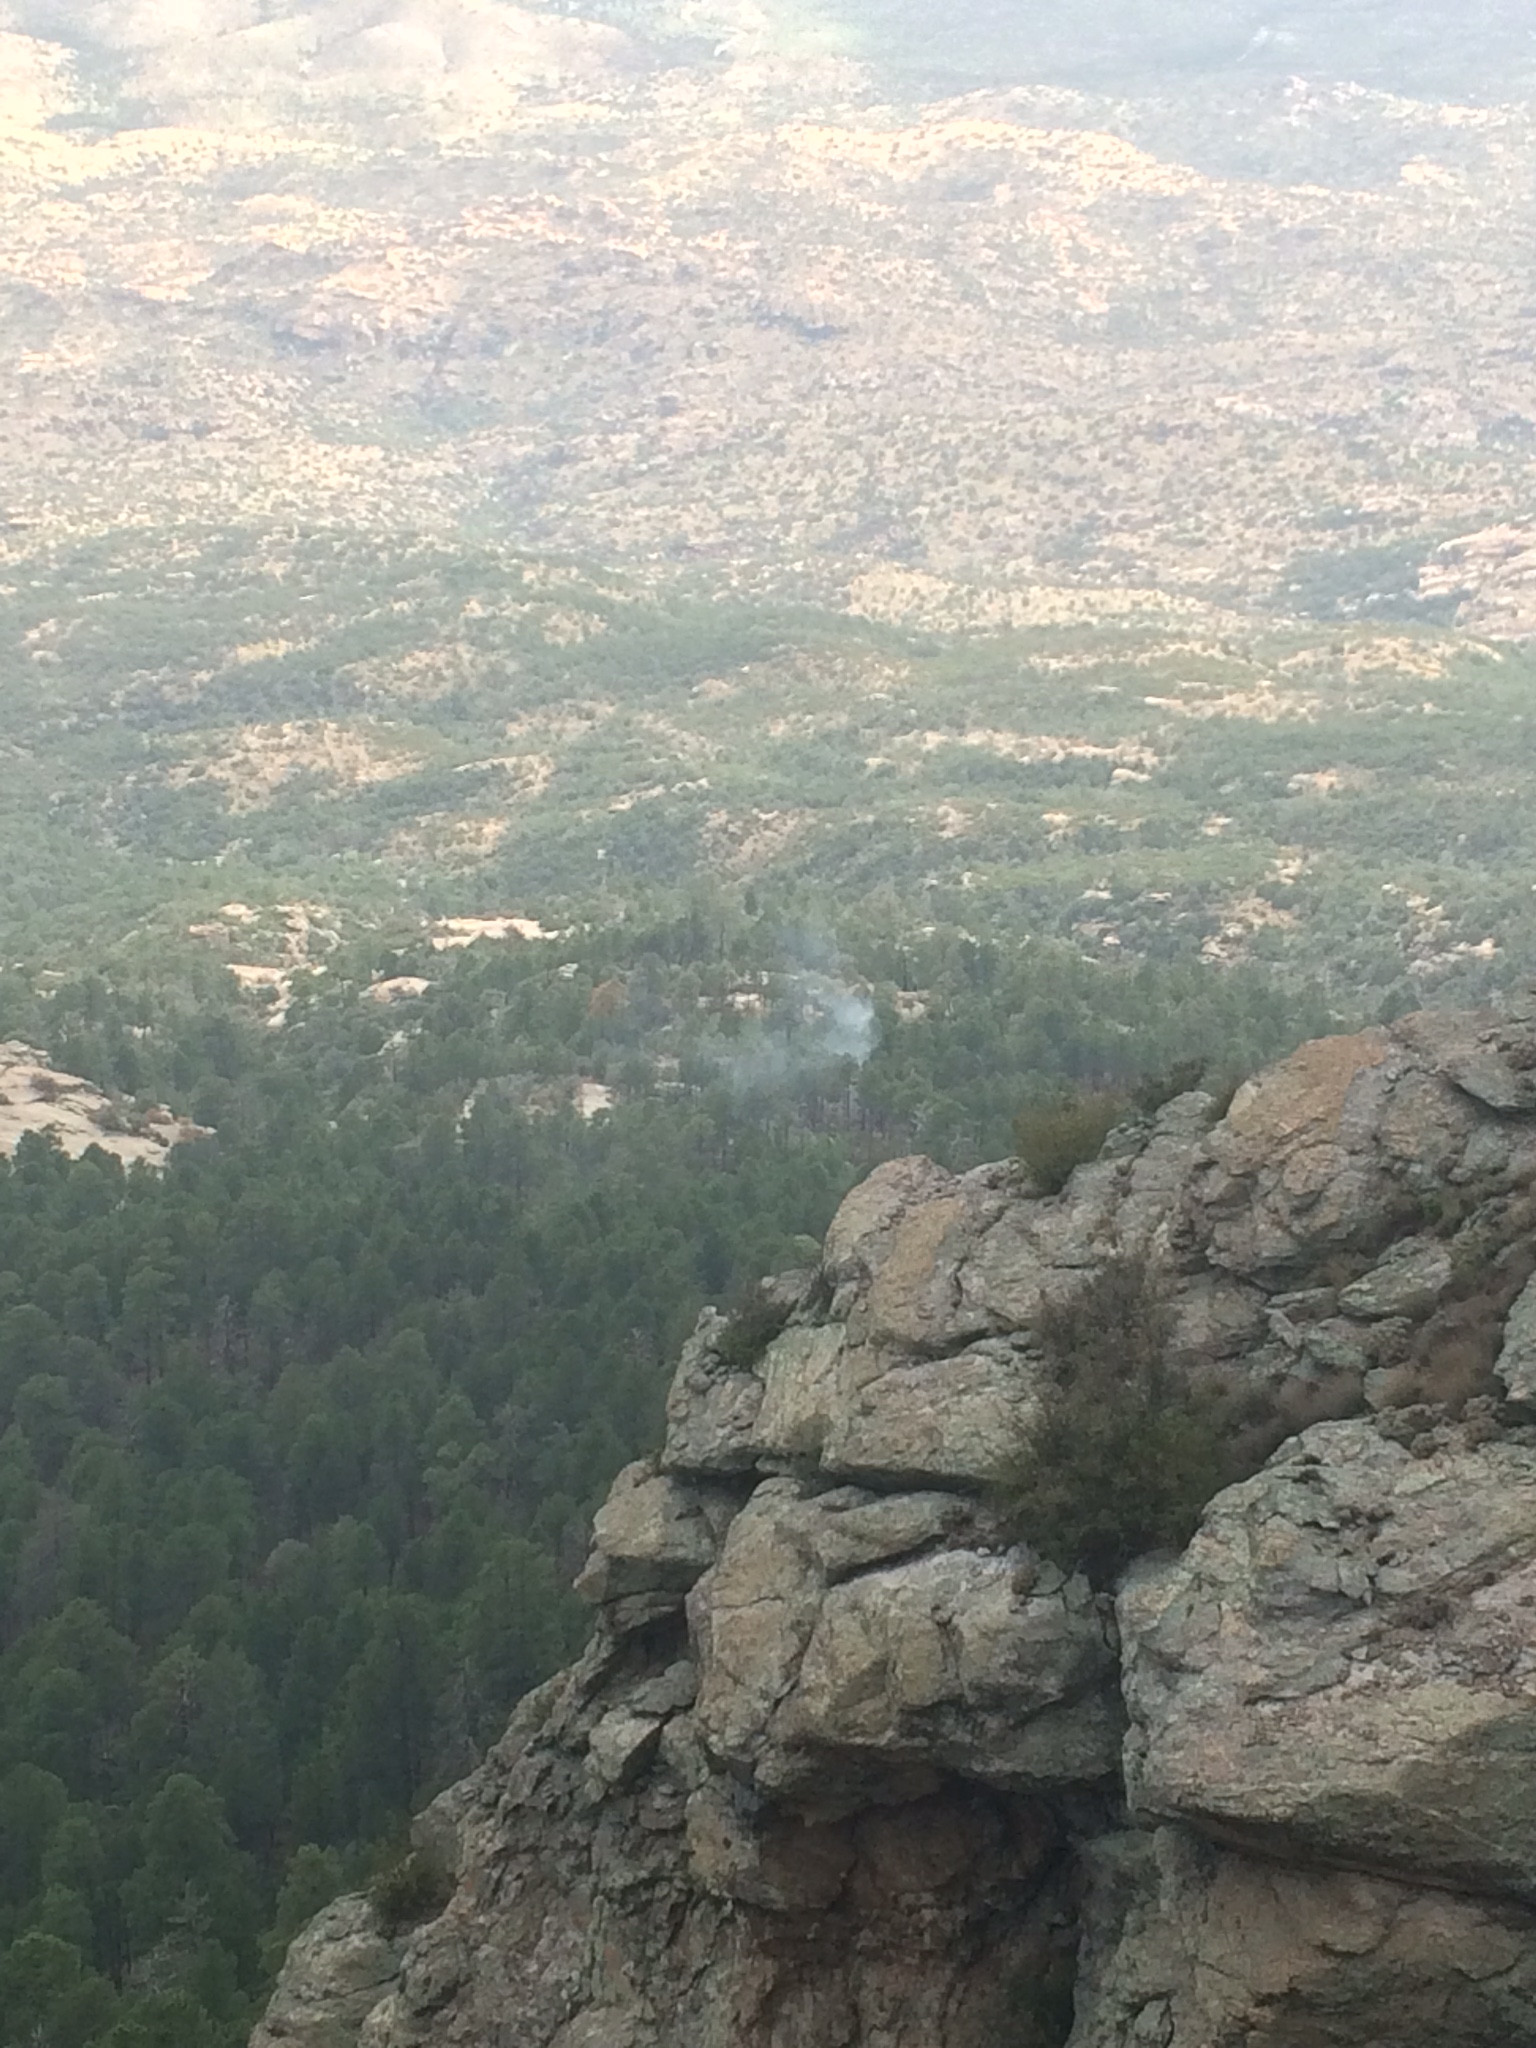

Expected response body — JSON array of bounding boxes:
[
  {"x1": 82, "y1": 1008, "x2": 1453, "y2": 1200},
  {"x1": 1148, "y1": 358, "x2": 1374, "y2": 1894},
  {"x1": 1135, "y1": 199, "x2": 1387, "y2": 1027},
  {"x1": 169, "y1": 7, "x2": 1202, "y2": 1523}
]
[
  {"x1": 368, "y1": 1848, "x2": 455, "y2": 1940},
  {"x1": 1010, "y1": 1091, "x2": 1130, "y2": 1195},
  {"x1": 1, "y1": 533, "x2": 1534, "y2": 1017},
  {"x1": 996, "y1": 1257, "x2": 1232, "y2": 1586}
]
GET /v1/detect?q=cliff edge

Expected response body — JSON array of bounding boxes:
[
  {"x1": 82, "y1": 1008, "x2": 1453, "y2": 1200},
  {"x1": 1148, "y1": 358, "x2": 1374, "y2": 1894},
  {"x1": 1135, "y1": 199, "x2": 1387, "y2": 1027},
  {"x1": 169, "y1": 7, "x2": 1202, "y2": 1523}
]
[{"x1": 255, "y1": 994, "x2": 1536, "y2": 2047}]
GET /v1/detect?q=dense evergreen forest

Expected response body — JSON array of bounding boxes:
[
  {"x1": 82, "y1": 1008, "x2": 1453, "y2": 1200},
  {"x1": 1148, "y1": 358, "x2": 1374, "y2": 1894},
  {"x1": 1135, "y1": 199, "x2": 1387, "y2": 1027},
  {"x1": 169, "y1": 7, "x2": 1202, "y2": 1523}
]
[{"x1": 0, "y1": 900, "x2": 1340, "y2": 2048}]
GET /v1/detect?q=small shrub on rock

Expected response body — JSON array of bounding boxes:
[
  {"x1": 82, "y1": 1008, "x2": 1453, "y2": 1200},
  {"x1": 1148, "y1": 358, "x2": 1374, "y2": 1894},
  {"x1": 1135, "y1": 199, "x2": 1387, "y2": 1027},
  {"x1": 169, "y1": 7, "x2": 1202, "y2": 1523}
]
[
  {"x1": 368, "y1": 1846, "x2": 454, "y2": 1938},
  {"x1": 1011, "y1": 1090, "x2": 1129, "y2": 1195},
  {"x1": 1131, "y1": 1058, "x2": 1208, "y2": 1117},
  {"x1": 996, "y1": 1256, "x2": 1230, "y2": 1586},
  {"x1": 713, "y1": 1281, "x2": 793, "y2": 1373}
]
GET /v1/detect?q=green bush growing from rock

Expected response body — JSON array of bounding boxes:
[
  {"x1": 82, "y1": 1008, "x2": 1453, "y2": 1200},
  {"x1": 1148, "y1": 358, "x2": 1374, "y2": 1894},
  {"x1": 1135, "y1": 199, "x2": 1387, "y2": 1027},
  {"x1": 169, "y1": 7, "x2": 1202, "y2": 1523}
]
[
  {"x1": 996, "y1": 1256, "x2": 1230, "y2": 1587},
  {"x1": 368, "y1": 1846, "x2": 454, "y2": 1938},
  {"x1": 713, "y1": 1281, "x2": 794, "y2": 1372},
  {"x1": 1011, "y1": 1089, "x2": 1129, "y2": 1195}
]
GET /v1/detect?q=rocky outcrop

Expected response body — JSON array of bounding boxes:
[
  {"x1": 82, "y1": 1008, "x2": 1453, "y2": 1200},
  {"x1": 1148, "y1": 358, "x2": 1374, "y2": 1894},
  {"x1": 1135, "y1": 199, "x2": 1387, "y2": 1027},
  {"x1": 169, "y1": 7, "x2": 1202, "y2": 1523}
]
[
  {"x1": 1070, "y1": 1827, "x2": 1536, "y2": 2047},
  {"x1": 257, "y1": 994, "x2": 1536, "y2": 2048},
  {"x1": 252, "y1": 1899, "x2": 401, "y2": 2048},
  {"x1": 1120, "y1": 1416, "x2": 1536, "y2": 1901}
]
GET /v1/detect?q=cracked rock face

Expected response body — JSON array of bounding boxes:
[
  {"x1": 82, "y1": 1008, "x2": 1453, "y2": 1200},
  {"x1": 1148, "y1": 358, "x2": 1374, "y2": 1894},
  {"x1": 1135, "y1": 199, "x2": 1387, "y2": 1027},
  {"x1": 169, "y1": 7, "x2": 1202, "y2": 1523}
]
[
  {"x1": 1120, "y1": 1418, "x2": 1536, "y2": 1901},
  {"x1": 257, "y1": 994, "x2": 1536, "y2": 2048},
  {"x1": 252, "y1": 1899, "x2": 401, "y2": 2048},
  {"x1": 1071, "y1": 1827, "x2": 1536, "y2": 2048},
  {"x1": 689, "y1": 1476, "x2": 1120, "y2": 1803}
]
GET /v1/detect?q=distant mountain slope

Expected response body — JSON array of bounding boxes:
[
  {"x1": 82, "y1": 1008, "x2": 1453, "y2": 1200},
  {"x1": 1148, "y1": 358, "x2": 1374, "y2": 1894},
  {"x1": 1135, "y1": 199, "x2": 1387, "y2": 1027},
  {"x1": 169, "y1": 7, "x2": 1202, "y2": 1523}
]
[{"x1": 2, "y1": 23, "x2": 1536, "y2": 627}]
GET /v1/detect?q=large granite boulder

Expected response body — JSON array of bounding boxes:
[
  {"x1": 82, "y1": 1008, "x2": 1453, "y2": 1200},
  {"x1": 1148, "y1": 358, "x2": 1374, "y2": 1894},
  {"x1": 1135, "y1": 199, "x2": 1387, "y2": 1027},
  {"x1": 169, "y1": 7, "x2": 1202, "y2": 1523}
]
[
  {"x1": 252, "y1": 1899, "x2": 401, "y2": 2048},
  {"x1": 689, "y1": 1476, "x2": 1121, "y2": 1803},
  {"x1": 1120, "y1": 1417, "x2": 1536, "y2": 1901}
]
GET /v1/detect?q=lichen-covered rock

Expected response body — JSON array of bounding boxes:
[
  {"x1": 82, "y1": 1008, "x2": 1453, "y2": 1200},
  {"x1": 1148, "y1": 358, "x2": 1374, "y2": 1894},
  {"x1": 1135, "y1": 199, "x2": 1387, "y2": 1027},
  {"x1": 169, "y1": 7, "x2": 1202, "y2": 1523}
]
[
  {"x1": 824, "y1": 1335, "x2": 1047, "y2": 1484},
  {"x1": 252, "y1": 1898, "x2": 400, "y2": 2048},
  {"x1": 1395, "y1": 1003, "x2": 1536, "y2": 1115},
  {"x1": 1187, "y1": 1028, "x2": 1401, "y2": 1276},
  {"x1": 687, "y1": 1476, "x2": 1119, "y2": 1802},
  {"x1": 1119, "y1": 1417, "x2": 1536, "y2": 1900},
  {"x1": 1336, "y1": 1234, "x2": 1453, "y2": 1319},
  {"x1": 745, "y1": 1324, "x2": 848, "y2": 1463},
  {"x1": 573, "y1": 1461, "x2": 723, "y2": 1618},
  {"x1": 660, "y1": 1309, "x2": 765, "y2": 1474},
  {"x1": 778, "y1": 1548, "x2": 1121, "y2": 1796},
  {"x1": 1069, "y1": 1826, "x2": 1536, "y2": 2048}
]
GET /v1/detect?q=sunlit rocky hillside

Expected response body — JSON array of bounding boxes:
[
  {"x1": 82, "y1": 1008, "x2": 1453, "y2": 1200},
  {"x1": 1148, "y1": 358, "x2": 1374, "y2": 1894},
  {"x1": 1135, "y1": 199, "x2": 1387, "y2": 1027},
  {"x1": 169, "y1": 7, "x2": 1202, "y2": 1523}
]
[
  {"x1": 4, "y1": 0, "x2": 1536, "y2": 624},
  {"x1": 3, "y1": 0, "x2": 1536, "y2": 1001}
]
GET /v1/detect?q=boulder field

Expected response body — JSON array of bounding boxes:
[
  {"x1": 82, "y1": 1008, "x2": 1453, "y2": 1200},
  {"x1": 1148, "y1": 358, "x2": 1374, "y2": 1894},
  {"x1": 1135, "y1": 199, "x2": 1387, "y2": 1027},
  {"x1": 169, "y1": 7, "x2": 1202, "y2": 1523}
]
[{"x1": 255, "y1": 993, "x2": 1536, "y2": 2047}]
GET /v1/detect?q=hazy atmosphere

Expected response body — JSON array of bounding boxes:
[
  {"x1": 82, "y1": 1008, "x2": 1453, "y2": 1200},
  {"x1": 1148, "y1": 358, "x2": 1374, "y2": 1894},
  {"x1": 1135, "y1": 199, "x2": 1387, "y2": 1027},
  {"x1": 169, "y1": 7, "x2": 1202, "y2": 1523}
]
[{"x1": 2, "y1": 5, "x2": 1536, "y2": 2047}]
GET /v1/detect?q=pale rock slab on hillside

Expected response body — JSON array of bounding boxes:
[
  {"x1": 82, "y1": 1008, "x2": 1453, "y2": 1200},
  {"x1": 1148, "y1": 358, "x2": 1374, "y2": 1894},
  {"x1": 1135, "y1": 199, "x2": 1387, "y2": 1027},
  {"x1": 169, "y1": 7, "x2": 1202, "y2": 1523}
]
[{"x1": 0, "y1": 1041, "x2": 209, "y2": 1168}]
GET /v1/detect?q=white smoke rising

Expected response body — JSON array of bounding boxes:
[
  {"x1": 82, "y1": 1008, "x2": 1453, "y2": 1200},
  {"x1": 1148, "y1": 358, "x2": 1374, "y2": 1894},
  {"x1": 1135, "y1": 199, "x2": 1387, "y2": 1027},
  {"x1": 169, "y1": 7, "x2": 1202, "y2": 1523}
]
[
  {"x1": 799, "y1": 971, "x2": 877, "y2": 1063},
  {"x1": 714, "y1": 967, "x2": 877, "y2": 1097}
]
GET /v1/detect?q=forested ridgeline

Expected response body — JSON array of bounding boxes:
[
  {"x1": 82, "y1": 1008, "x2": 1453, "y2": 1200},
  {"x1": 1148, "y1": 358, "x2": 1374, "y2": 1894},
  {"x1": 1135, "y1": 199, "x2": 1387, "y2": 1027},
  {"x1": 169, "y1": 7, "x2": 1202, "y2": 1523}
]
[{"x1": 0, "y1": 914, "x2": 1338, "y2": 2048}]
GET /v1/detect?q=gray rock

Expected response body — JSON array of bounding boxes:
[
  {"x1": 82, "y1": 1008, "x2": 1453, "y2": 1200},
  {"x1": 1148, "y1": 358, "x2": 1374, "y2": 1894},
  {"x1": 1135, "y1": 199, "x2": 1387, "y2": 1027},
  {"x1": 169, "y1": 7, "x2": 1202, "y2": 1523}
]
[
  {"x1": 689, "y1": 1478, "x2": 826, "y2": 1775},
  {"x1": 1188, "y1": 1028, "x2": 1401, "y2": 1276},
  {"x1": 586, "y1": 1707, "x2": 665, "y2": 1791},
  {"x1": 684, "y1": 1776, "x2": 854, "y2": 1908},
  {"x1": 834, "y1": 1163, "x2": 1000, "y2": 1354},
  {"x1": 573, "y1": 1461, "x2": 718, "y2": 1610},
  {"x1": 253, "y1": 1898, "x2": 400, "y2": 2048},
  {"x1": 690, "y1": 1478, "x2": 1119, "y2": 1802},
  {"x1": 820, "y1": 1154, "x2": 973, "y2": 1290},
  {"x1": 1337, "y1": 1235, "x2": 1453, "y2": 1320},
  {"x1": 747, "y1": 1324, "x2": 847, "y2": 1463},
  {"x1": 809, "y1": 1489, "x2": 969, "y2": 1578},
  {"x1": 660, "y1": 1310, "x2": 764, "y2": 1475},
  {"x1": 778, "y1": 1547, "x2": 1122, "y2": 1796},
  {"x1": 547, "y1": 2017, "x2": 644, "y2": 2048},
  {"x1": 1120, "y1": 1418, "x2": 1536, "y2": 1901},
  {"x1": 1069, "y1": 1826, "x2": 1536, "y2": 2048},
  {"x1": 822, "y1": 1336, "x2": 1044, "y2": 1484},
  {"x1": 1497, "y1": 1268, "x2": 1536, "y2": 1406},
  {"x1": 1396, "y1": 1005, "x2": 1536, "y2": 1114},
  {"x1": 1298, "y1": 1317, "x2": 1371, "y2": 1376}
]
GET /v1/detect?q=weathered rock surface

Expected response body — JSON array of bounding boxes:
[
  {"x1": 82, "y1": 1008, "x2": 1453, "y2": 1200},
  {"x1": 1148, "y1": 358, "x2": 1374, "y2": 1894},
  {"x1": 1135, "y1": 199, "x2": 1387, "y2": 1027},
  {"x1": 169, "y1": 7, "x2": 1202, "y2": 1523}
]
[
  {"x1": 257, "y1": 993, "x2": 1536, "y2": 2048},
  {"x1": 688, "y1": 1476, "x2": 1120, "y2": 1802},
  {"x1": 253, "y1": 1899, "x2": 401, "y2": 2048},
  {"x1": 1071, "y1": 1827, "x2": 1536, "y2": 2048},
  {"x1": 1120, "y1": 1418, "x2": 1536, "y2": 1902}
]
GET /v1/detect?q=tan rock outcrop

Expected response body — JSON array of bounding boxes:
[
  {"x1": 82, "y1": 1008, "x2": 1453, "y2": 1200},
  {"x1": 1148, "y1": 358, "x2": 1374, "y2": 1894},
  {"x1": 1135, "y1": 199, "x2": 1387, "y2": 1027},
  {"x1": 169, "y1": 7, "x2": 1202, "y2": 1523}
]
[{"x1": 256, "y1": 993, "x2": 1536, "y2": 2048}]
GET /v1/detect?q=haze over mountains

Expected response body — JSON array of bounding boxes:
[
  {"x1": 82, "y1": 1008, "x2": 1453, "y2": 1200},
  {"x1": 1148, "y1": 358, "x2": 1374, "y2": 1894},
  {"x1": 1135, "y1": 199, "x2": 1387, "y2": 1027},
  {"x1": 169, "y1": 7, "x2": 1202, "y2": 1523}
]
[
  {"x1": 2, "y1": 0, "x2": 1536, "y2": 619},
  {"x1": 5, "y1": 12, "x2": 1536, "y2": 2046},
  {"x1": 3, "y1": 0, "x2": 1536, "y2": 995}
]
